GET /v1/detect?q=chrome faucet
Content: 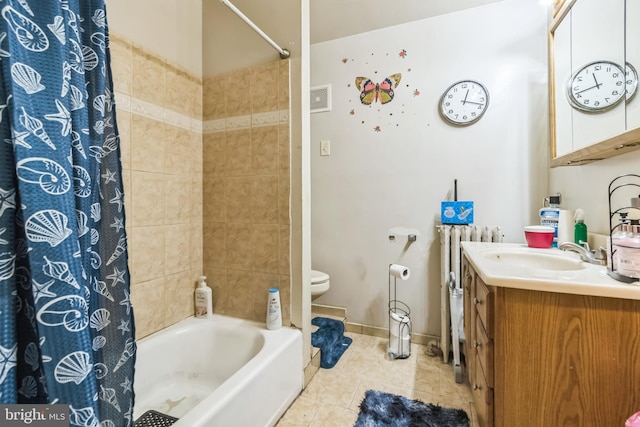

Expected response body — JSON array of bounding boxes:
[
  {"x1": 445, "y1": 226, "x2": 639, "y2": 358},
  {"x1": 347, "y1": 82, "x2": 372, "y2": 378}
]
[{"x1": 558, "y1": 241, "x2": 607, "y2": 265}]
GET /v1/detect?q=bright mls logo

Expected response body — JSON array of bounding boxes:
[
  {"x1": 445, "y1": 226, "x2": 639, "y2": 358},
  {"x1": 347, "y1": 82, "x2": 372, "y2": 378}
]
[{"x1": 1, "y1": 404, "x2": 68, "y2": 426}]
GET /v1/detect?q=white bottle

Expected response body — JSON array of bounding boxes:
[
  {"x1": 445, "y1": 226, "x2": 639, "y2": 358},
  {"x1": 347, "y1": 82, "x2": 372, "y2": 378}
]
[
  {"x1": 195, "y1": 276, "x2": 213, "y2": 319},
  {"x1": 266, "y1": 288, "x2": 282, "y2": 330}
]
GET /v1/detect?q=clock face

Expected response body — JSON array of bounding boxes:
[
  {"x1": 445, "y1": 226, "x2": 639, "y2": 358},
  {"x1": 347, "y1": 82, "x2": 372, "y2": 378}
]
[
  {"x1": 566, "y1": 61, "x2": 626, "y2": 112},
  {"x1": 626, "y1": 62, "x2": 638, "y2": 102},
  {"x1": 439, "y1": 80, "x2": 489, "y2": 126}
]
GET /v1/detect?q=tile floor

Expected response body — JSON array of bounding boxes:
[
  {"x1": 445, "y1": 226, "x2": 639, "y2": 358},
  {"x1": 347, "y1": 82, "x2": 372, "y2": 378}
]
[{"x1": 276, "y1": 331, "x2": 478, "y2": 427}]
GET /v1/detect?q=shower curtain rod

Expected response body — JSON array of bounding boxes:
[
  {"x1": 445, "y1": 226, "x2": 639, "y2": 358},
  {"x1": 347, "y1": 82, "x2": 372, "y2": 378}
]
[{"x1": 219, "y1": 0, "x2": 290, "y2": 59}]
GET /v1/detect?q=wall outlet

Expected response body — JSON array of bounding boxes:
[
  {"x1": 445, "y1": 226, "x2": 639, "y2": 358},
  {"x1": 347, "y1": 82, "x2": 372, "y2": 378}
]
[{"x1": 320, "y1": 140, "x2": 330, "y2": 156}]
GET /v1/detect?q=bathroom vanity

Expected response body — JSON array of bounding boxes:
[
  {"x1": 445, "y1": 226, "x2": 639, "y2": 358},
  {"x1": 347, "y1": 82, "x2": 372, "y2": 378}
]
[{"x1": 461, "y1": 242, "x2": 640, "y2": 427}]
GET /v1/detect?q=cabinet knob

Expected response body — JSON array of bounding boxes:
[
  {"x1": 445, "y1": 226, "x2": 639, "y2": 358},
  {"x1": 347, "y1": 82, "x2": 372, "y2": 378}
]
[
  {"x1": 473, "y1": 384, "x2": 482, "y2": 390},
  {"x1": 474, "y1": 297, "x2": 482, "y2": 305},
  {"x1": 474, "y1": 341, "x2": 481, "y2": 348}
]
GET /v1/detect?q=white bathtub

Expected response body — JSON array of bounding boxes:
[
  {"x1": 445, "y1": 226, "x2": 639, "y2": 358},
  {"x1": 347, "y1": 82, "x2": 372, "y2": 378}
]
[{"x1": 133, "y1": 315, "x2": 303, "y2": 427}]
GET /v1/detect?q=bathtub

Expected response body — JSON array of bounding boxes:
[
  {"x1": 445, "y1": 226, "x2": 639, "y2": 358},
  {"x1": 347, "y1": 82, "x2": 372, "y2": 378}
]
[{"x1": 133, "y1": 315, "x2": 303, "y2": 427}]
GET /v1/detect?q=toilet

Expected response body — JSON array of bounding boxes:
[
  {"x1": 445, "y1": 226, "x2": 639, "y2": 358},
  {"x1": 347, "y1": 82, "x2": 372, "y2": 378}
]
[{"x1": 310, "y1": 270, "x2": 330, "y2": 298}]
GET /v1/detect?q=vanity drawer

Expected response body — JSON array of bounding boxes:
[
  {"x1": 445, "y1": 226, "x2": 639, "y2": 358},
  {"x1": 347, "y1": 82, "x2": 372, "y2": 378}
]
[
  {"x1": 474, "y1": 278, "x2": 493, "y2": 338},
  {"x1": 474, "y1": 313, "x2": 493, "y2": 388},
  {"x1": 471, "y1": 352, "x2": 494, "y2": 427}
]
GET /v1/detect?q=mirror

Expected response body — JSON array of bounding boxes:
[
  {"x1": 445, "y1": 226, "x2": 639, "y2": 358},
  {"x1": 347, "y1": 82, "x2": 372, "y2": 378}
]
[{"x1": 550, "y1": 0, "x2": 640, "y2": 166}]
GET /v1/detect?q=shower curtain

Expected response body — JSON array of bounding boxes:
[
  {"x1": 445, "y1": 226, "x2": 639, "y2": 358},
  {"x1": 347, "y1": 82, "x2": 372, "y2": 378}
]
[{"x1": 0, "y1": 1, "x2": 135, "y2": 426}]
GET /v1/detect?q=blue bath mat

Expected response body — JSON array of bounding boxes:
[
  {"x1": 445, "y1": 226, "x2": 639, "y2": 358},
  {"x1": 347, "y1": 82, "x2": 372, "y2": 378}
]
[
  {"x1": 311, "y1": 317, "x2": 352, "y2": 369},
  {"x1": 354, "y1": 390, "x2": 469, "y2": 427}
]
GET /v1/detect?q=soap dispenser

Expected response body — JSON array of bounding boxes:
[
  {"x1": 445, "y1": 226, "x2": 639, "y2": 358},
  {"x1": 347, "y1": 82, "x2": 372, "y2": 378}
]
[
  {"x1": 195, "y1": 276, "x2": 213, "y2": 319},
  {"x1": 574, "y1": 209, "x2": 587, "y2": 245}
]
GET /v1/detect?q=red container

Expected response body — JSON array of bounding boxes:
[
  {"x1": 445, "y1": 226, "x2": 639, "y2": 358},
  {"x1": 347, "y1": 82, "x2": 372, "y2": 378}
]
[{"x1": 524, "y1": 226, "x2": 555, "y2": 248}]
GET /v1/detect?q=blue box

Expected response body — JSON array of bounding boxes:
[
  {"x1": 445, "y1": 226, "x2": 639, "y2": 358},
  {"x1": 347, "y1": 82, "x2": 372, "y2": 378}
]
[{"x1": 441, "y1": 201, "x2": 474, "y2": 224}]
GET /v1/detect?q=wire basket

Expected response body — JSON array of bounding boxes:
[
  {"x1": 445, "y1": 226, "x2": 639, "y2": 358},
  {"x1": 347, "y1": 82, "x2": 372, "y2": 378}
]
[{"x1": 388, "y1": 299, "x2": 411, "y2": 359}]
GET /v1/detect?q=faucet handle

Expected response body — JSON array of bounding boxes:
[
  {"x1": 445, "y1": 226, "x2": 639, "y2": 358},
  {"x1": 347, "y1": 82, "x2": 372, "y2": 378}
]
[
  {"x1": 595, "y1": 246, "x2": 608, "y2": 261},
  {"x1": 578, "y1": 240, "x2": 591, "y2": 251}
]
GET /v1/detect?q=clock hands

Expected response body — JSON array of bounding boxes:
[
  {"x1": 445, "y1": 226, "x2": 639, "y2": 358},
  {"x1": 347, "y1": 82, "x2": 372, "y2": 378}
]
[
  {"x1": 575, "y1": 72, "x2": 604, "y2": 94},
  {"x1": 462, "y1": 100, "x2": 485, "y2": 106},
  {"x1": 462, "y1": 89, "x2": 469, "y2": 105}
]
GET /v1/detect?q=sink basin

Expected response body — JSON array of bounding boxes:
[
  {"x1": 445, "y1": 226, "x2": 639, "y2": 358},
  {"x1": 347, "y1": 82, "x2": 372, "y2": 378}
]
[{"x1": 481, "y1": 250, "x2": 586, "y2": 271}]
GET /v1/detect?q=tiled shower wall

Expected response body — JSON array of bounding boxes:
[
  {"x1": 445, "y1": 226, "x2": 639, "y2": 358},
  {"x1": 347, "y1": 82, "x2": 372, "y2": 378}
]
[
  {"x1": 202, "y1": 60, "x2": 291, "y2": 325},
  {"x1": 109, "y1": 34, "x2": 204, "y2": 339}
]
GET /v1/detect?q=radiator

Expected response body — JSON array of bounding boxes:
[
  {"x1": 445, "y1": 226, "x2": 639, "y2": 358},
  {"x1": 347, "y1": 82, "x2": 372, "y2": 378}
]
[{"x1": 438, "y1": 225, "x2": 503, "y2": 365}]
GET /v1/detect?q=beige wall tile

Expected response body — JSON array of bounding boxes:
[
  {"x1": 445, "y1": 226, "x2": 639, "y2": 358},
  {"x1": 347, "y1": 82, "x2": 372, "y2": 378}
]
[
  {"x1": 132, "y1": 277, "x2": 166, "y2": 339},
  {"x1": 164, "y1": 174, "x2": 191, "y2": 224},
  {"x1": 279, "y1": 225, "x2": 290, "y2": 276},
  {"x1": 164, "y1": 272, "x2": 195, "y2": 326},
  {"x1": 225, "y1": 129, "x2": 251, "y2": 176},
  {"x1": 279, "y1": 59, "x2": 290, "y2": 111},
  {"x1": 110, "y1": 36, "x2": 132, "y2": 95},
  {"x1": 225, "y1": 69, "x2": 251, "y2": 117},
  {"x1": 188, "y1": 78, "x2": 203, "y2": 120},
  {"x1": 225, "y1": 269, "x2": 253, "y2": 318},
  {"x1": 165, "y1": 224, "x2": 191, "y2": 275},
  {"x1": 251, "y1": 126, "x2": 279, "y2": 175},
  {"x1": 191, "y1": 174, "x2": 203, "y2": 223},
  {"x1": 190, "y1": 223, "x2": 203, "y2": 271},
  {"x1": 203, "y1": 75, "x2": 226, "y2": 121},
  {"x1": 204, "y1": 267, "x2": 226, "y2": 314},
  {"x1": 132, "y1": 46, "x2": 166, "y2": 107},
  {"x1": 251, "y1": 272, "x2": 279, "y2": 322},
  {"x1": 252, "y1": 175, "x2": 278, "y2": 224},
  {"x1": 203, "y1": 222, "x2": 226, "y2": 269},
  {"x1": 225, "y1": 176, "x2": 252, "y2": 223},
  {"x1": 129, "y1": 225, "x2": 166, "y2": 284},
  {"x1": 131, "y1": 171, "x2": 165, "y2": 226},
  {"x1": 203, "y1": 132, "x2": 226, "y2": 177},
  {"x1": 165, "y1": 68, "x2": 192, "y2": 117},
  {"x1": 165, "y1": 125, "x2": 192, "y2": 175},
  {"x1": 191, "y1": 131, "x2": 203, "y2": 175},
  {"x1": 117, "y1": 109, "x2": 131, "y2": 170},
  {"x1": 203, "y1": 177, "x2": 225, "y2": 222},
  {"x1": 278, "y1": 123, "x2": 290, "y2": 174},
  {"x1": 251, "y1": 62, "x2": 279, "y2": 114},
  {"x1": 121, "y1": 169, "x2": 131, "y2": 217},
  {"x1": 131, "y1": 114, "x2": 165, "y2": 173},
  {"x1": 226, "y1": 223, "x2": 252, "y2": 270},
  {"x1": 278, "y1": 174, "x2": 290, "y2": 225},
  {"x1": 252, "y1": 224, "x2": 279, "y2": 273}
]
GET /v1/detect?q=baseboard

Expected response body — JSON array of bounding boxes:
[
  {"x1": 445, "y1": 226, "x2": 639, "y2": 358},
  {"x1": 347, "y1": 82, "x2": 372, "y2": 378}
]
[
  {"x1": 311, "y1": 303, "x2": 347, "y2": 319},
  {"x1": 345, "y1": 321, "x2": 439, "y2": 347}
]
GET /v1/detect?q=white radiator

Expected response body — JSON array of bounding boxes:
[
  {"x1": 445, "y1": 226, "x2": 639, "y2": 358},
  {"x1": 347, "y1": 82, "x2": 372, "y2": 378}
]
[{"x1": 438, "y1": 225, "x2": 503, "y2": 367}]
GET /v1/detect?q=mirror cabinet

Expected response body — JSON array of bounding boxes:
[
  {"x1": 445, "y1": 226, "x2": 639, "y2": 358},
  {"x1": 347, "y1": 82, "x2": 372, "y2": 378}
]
[{"x1": 549, "y1": 0, "x2": 640, "y2": 166}]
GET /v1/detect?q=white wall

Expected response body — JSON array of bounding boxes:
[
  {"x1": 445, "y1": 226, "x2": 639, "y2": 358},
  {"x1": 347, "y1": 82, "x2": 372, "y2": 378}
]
[
  {"x1": 310, "y1": 0, "x2": 548, "y2": 336},
  {"x1": 549, "y1": 150, "x2": 640, "y2": 235},
  {"x1": 105, "y1": 0, "x2": 202, "y2": 78}
]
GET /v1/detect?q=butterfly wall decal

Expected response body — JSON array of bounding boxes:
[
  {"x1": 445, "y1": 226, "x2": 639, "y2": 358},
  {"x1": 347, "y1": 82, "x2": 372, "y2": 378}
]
[{"x1": 355, "y1": 73, "x2": 402, "y2": 105}]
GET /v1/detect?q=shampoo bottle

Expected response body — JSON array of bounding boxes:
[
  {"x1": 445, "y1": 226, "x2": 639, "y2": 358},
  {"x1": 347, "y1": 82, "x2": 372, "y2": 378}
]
[
  {"x1": 574, "y1": 208, "x2": 588, "y2": 245},
  {"x1": 266, "y1": 288, "x2": 282, "y2": 330},
  {"x1": 195, "y1": 276, "x2": 213, "y2": 319}
]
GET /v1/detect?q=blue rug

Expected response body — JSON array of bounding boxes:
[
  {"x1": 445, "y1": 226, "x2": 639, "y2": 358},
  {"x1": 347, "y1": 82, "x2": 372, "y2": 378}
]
[
  {"x1": 354, "y1": 390, "x2": 469, "y2": 427},
  {"x1": 311, "y1": 317, "x2": 353, "y2": 368}
]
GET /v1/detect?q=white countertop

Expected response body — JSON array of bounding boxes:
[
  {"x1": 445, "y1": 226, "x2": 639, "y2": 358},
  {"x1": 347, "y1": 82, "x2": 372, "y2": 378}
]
[{"x1": 461, "y1": 241, "x2": 640, "y2": 300}]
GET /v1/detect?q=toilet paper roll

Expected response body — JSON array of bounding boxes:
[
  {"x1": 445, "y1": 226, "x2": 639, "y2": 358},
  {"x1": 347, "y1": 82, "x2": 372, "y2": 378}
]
[
  {"x1": 557, "y1": 209, "x2": 574, "y2": 245},
  {"x1": 389, "y1": 264, "x2": 411, "y2": 280}
]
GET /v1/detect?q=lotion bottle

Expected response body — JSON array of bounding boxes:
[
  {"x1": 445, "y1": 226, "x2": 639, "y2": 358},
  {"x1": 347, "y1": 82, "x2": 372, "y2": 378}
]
[
  {"x1": 195, "y1": 276, "x2": 213, "y2": 319},
  {"x1": 266, "y1": 288, "x2": 282, "y2": 330}
]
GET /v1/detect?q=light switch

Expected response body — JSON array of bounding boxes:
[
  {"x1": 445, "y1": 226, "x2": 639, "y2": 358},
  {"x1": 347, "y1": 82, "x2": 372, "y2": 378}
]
[{"x1": 320, "y1": 140, "x2": 330, "y2": 156}]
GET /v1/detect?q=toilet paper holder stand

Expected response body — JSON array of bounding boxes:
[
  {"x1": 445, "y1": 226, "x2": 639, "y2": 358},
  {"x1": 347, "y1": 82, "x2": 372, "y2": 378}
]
[{"x1": 387, "y1": 264, "x2": 412, "y2": 360}]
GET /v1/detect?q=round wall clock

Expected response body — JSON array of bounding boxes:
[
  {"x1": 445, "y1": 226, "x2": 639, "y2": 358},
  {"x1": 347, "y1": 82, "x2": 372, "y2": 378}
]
[
  {"x1": 626, "y1": 62, "x2": 638, "y2": 102},
  {"x1": 439, "y1": 80, "x2": 489, "y2": 126},
  {"x1": 566, "y1": 60, "x2": 626, "y2": 112}
]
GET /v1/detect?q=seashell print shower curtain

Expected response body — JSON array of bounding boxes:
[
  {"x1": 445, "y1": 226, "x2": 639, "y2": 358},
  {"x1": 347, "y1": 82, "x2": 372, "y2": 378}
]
[{"x1": 0, "y1": 1, "x2": 136, "y2": 426}]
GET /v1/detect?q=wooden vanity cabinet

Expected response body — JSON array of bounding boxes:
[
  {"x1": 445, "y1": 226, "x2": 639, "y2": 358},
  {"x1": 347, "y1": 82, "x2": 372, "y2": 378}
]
[{"x1": 462, "y1": 254, "x2": 640, "y2": 427}]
